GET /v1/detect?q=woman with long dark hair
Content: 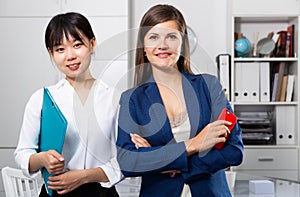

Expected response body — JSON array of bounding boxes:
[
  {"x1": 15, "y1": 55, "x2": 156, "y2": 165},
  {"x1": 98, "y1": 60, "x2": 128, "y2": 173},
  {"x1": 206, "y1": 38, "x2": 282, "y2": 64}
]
[{"x1": 116, "y1": 4, "x2": 243, "y2": 196}]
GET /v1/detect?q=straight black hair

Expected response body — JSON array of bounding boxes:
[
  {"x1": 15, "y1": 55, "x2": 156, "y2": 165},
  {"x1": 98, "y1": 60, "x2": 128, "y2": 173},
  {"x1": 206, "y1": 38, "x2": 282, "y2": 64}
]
[{"x1": 45, "y1": 12, "x2": 95, "y2": 53}]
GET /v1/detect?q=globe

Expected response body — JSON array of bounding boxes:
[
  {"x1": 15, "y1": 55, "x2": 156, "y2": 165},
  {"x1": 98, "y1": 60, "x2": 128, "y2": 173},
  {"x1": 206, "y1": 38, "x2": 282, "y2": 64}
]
[{"x1": 235, "y1": 37, "x2": 252, "y2": 57}]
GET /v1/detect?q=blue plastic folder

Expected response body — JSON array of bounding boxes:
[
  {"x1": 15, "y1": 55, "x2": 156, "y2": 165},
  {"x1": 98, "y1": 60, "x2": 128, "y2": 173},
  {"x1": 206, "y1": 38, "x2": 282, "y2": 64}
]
[{"x1": 40, "y1": 88, "x2": 67, "y2": 196}]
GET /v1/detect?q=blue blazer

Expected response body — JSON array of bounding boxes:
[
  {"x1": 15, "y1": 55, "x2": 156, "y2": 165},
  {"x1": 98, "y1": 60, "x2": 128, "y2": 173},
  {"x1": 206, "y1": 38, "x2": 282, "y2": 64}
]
[{"x1": 116, "y1": 73, "x2": 244, "y2": 197}]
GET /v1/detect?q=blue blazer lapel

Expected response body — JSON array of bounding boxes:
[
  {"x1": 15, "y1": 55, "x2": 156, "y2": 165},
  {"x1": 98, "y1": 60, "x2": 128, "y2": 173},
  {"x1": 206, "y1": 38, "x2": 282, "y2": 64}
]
[
  {"x1": 182, "y1": 73, "x2": 205, "y2": 138},
  {"x1": 182, "y1": 73, "x2": 210, "y2": 138},
  {"x1": 144, "y1": 80, "x2": 174, "y2": 143}
]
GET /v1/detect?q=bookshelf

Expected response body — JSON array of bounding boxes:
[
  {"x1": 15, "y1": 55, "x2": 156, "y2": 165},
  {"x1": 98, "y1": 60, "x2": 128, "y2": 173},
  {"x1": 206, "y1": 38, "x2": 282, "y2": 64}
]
[{"x1": 228, "y1": 1, "x2": 300, "y2": 182}]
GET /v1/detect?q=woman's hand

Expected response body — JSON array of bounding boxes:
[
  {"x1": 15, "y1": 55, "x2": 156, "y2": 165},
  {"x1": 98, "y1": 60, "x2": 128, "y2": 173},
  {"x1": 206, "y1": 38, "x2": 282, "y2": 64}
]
[
  {"x1": 42, "y1": 150, "x2": 65, "y2": 174},
  {"x1": 185, "y1": 120, "x2": 232, "y2": 156},
  {"x1": 130, "y1": 133, "x2": 151, "y2": 149},
  {"x1": 29, "y1": 150, "x2": 64, "y2": 174},
  {"x1": 41, "y1": 150, "x2": 65, "y2": 175},
  {"x1": 48, "y1": 170, "x2": 86, "y2": 195}
]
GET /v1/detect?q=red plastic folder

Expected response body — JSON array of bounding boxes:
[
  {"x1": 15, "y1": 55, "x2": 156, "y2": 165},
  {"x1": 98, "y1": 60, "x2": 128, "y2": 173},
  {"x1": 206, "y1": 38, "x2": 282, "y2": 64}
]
[
  {"x1": 214, "y1": 108, "x2": 237, "y2": 150},
  {"x1": 40, "y1": 88, "x2": 68, "y2": 196}
]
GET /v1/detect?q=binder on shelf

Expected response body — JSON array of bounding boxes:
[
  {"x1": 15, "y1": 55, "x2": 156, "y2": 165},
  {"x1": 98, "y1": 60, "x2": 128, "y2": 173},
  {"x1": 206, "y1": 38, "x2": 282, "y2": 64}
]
[
  {"x1": 234, "y1": 62, "x2": 243, "y2": 102},
  {"x1": 271, "y1": 73, "x2": 278, "y2": 102},
  {"x1": 276, "y1": 106, "x2": 296, "y2": 145},
  {"x1": 259, "y1": 62, "x2": 270, "y2": 102},
  {"x1": 216, "y1": 54, "x2": 231, "y2": 101},
  {"x1": 286, "y1": 75, "x2": 295, "y2": 102},
  {"x1": 40, "y1": 88, "x2": 68, "y2": 196},
  {"x1": 234, "y1": 62, "x2": 259, "y2": 102}
]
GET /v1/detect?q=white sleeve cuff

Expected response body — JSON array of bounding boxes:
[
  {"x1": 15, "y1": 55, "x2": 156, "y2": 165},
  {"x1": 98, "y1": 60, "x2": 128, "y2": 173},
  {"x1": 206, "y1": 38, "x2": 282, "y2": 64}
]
[
  {"x1": 99, "y1": 160, "x2": 123, "y2": 188},
  {"x1": 19, "y1": 152, "x2": 40, "y2": 178}
]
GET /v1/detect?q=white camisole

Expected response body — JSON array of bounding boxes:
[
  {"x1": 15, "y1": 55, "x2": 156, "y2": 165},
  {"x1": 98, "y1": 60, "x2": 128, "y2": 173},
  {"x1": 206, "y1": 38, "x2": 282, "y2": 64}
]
[{"x1": 170, "y1": 111, "x2": 192, "y2": 197}]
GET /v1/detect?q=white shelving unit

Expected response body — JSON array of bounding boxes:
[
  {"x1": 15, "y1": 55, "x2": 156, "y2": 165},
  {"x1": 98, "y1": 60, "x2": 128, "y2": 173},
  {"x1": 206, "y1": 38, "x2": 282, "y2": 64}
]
[{"x1": 228, "y1": 0, "x2": 300, "y2": 182}]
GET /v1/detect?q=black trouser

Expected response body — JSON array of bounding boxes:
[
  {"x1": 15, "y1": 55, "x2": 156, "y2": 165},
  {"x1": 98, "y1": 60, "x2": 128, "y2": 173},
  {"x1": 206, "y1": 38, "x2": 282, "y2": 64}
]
[{"x1": 39, "y1": 183, "x2": 119, "y2": 197}]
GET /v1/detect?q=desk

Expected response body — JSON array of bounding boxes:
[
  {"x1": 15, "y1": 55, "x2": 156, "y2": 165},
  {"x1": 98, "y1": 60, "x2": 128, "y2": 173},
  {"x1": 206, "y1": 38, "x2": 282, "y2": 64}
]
[{"x1": 233, "y1": 172, "x2": 300, "y2": 197}]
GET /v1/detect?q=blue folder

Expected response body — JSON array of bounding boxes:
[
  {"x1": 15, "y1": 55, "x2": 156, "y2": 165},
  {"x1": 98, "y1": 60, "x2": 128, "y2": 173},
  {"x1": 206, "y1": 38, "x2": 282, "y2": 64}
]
[{"x1": 40, "y1": 88, "x2": 68, "y2": 196}]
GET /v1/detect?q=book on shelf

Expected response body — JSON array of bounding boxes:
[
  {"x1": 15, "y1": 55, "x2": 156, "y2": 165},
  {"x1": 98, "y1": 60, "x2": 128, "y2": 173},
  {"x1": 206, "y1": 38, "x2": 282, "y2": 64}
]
[
  {"x1": 287, "y1": 24, "x2": 295, "y2": 57},
  {"x1": 285, "y1": 32, "x2": 291, "y2": 58},
  {"x1": 274, "y1": 31, "x2": 287, "y2": 57},
  {"x1": 279, "y1": 75, "x2": 288, "y2": 101},
  {"x1": 272, "y1": 24, "x2": 295, "y2": 58},
  {"x1": 274, "y1": 62, "x2": 286, "y2": 101},
  {"x1": 286, "y1": 75, "x2": 295, "y2": 102}
]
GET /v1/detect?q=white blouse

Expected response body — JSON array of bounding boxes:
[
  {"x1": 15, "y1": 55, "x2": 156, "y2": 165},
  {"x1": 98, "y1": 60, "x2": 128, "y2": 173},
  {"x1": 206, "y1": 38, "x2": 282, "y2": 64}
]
[
  {"x1": 14, "y1": 79, "x2": 123, "y2": 188},
  {"x1": 170, "y1": 111, "x2": 190, "y2": 143},
  {"x1": 170, "y1": 111, "x2": 192, "y2": 197}
]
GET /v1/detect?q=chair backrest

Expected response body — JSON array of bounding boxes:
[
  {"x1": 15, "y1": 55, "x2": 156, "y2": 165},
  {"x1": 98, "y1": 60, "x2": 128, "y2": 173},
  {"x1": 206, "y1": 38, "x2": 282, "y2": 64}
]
[{"x1": 1, "y1": 166, "x2": 41, "y2": 197}]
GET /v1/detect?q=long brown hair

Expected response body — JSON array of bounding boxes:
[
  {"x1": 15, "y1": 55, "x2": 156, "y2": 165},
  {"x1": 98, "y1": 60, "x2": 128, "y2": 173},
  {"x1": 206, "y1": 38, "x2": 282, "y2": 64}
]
[{"x1": 134, "y1": 4, "x2": 193, "y2": 86}]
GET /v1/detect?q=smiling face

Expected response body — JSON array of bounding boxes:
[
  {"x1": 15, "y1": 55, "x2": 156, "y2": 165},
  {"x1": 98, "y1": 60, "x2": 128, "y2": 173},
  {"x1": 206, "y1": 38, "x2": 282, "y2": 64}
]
[
  {"x1": 50, "y1": 33, "x2": 96, "y2": 83},
  {"x1": 144, "y1": 20, "x2": 182, "y2": 70}
]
